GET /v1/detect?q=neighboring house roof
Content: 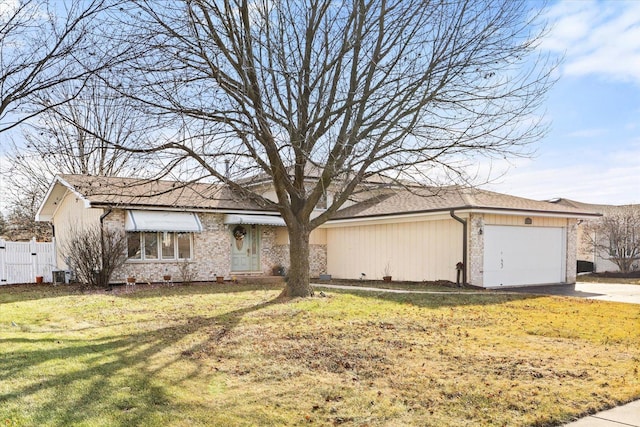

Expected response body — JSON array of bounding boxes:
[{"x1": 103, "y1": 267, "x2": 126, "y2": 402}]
[
  {"x1": 550, "y1": 198, "x2": 639, "y2": 215},
  {"x1": 37, "y1": 174, "x2": 601, "y2": 223},
  {"x1": 331, "y1": 187, "x2": 601, "y2": 220}
]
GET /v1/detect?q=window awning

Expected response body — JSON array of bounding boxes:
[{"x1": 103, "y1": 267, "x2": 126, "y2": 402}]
[
  {"x1": 223, "y1": 214, "x2": 286, "y2": 226},
  {"x1": 125, "y1": 210, "x2": 203, "y2": 232}
]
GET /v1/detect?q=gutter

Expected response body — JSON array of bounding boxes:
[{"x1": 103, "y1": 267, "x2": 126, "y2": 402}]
[
  {"x1": 326, "y1": 206, "x2": 601, "y2": 226},
  {"x1": 99, "y1": 208, "x2": 113, "y2": 270},
  {"x1": 99, "y1": 207, "x2": 113, "y2": 228},
  {"x1": 450, "y1": 210, "x2": 467, "y2": 286}
]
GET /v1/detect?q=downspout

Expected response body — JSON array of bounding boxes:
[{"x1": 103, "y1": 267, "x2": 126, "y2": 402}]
[
  {"x1": 99, "y1": 208, "x2": 113, "y2": 271},
  {"x1": 450, "y1": 210, "x2": 467, "y2": 286},
  {"x1": 99, "y1": 207, "x2": 113, "y2": 238}
]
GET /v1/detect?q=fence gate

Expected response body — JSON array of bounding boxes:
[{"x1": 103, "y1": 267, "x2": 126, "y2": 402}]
[{"x1": 0, "y1": 238, "x2": 56, "y2": 285}]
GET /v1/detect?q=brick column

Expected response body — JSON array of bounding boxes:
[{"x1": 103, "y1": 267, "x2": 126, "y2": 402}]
[{"x1": 468, "y1": 213, "x2": 485, "y2": 287}]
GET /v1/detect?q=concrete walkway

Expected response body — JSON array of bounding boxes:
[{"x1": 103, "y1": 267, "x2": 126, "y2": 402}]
[
  {"x1": 504, "y1": 282, "x2": 640, "y2": 305},
  {"x1": 312, "y1": 283, "x2": 489, "y2": 294},
  {"x1": 563, "y1": 399, "x2": 640, "y2": 426},
  {"x1": 312, "y1": 282, "x2": 640, "y2": 426},
  {"x1": 312, "y1": 282, "x2": 640, "y2": 304}
]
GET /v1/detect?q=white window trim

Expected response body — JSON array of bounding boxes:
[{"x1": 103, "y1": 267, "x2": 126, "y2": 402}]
[{"x1": 127, "y1": 231, "x2": 194, "y2": 262}]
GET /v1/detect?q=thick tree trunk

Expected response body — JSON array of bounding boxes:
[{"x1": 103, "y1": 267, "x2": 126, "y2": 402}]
[{"x1": 282, "y1": 224, "x2": 313, "y2": 297}]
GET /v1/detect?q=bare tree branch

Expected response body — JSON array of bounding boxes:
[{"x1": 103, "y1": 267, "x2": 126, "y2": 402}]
[
  {"x1": 88, "y1": 0, "x2": 555, "y2": 296},
  {"x1": 0, "y1": 0, "x2": 126, "y2": 134},
  {"x1": 583, "y1": 206, "x2": 640, "y2": 274}
]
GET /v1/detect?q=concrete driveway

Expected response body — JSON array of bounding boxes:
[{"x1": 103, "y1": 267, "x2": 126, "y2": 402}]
[{"x1": 505, "y1": 282, "x2": 640, "y2": 304}]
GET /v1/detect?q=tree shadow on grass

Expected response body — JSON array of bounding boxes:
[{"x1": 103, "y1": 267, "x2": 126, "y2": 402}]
[
  {"x1": 0, "y1": 281, "x2": 284, "y2": 305},
  {"x1": 0, "y1": 296, "x2": 283, "y2": 426},
  {"x1": 317, "y1": 286, "x2": 545, "y2": 309}
]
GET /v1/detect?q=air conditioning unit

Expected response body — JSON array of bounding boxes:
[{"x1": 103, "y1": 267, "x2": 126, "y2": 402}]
[
  {"x1": 52, "y1": 270, "x2": 65, "y2": 285},
  {"x1": 52, "y1": 270, "x2": 73, "y2": 285}
]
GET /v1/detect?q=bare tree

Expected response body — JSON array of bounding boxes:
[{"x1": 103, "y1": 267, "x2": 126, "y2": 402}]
[
  {"x1": 1, "y1": 77, "x2": 148, "y2": 240},
  {"x1": 103, "y1": 0, "x2": 554, "y2": 296},
  {"x1": 4, "y1": 191, "x2": 52, "y2": 241},
  {"x1": 583, "y1": 205, "x2": 640, "y2": 274},
  {"x1": 0, "y1": 0, "x2": 121, "y2": 135},
  {"x1": 25, "y1": 78, "x2": 145, "y2": 176},
  {"x1": 0, "y1": 0, "x2": 131, "y2": 239},
  {"x1": 60, "y1": 225, "x2": 129, "y2": 289},
  {"x1": 0, "y1": 211, "x2": 6, "y2": 237}
]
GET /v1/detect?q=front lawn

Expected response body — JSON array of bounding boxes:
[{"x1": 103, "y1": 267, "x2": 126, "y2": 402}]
[{"x1": 1, "y1": 283, "x2": 639, "y2": 426}]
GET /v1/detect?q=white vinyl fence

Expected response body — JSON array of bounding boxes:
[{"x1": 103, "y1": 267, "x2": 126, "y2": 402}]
[{"x1": 0, "y1": 238, "x2": 56, "y2": 285}]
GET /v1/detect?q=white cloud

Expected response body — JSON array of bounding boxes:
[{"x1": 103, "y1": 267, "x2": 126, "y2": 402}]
[
  {"x1": 566, "y1": 128, "x2": 607, "y2": 138},
  {"x1": 0, "y1": 0, "x2": 19, "y2": 16},
  {"x1": 543, "y1": 0, "x2": 640, "y2": 85},
  {"x1": 483, "y1": 140, "x2": 640, "y2": 205}
]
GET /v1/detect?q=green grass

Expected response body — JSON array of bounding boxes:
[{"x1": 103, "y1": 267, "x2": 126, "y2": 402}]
[
  {"x1": 313, "y1": 279, "x2": 469, "y2": 292},
  {"x1": 1, "y1": 282, "x2": 639, "y2": 426}
]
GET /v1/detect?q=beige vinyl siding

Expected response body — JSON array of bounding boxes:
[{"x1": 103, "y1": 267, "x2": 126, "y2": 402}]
[
  {"x1": 52, "y1": 191, "x2": 103, "y2": 268},
  {"x1": 275, "y1": 227, "x2": 327, "y2": 245},
  {"x1": 326, "y1": 219, "x2": 462, "y2": 282},
  {"x1": 484, "y1": 214, "x2": 565, "y2": 227}
]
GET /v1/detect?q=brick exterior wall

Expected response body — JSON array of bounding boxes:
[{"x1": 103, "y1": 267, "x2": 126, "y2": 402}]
[
  {"x1": 309, "y1": 244, "x2": 328, "y2": 278},
  {"x1": 104, "y1": 209, "x2": 328, "y2": 283},
  {"x1": 565, "y1": 219, "x2": 578, "y2": 284},
  {"x1": 268, "y1": 243, "x2": 327, "y2": 278},
  {"x1": 468, "y1": 213, "x2": 484, "y2": 287}
]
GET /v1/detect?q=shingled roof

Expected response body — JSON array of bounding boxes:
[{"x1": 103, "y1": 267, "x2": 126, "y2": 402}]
[
  {"x1": 55, "y1": 174, "x2": 270, "y2": 211},
  {"x1": 39, "y1": 174, "x2": 601, "y2": 222},
  {"x1": 331, "y1": 186, "x2": 601, "y2": 219}
]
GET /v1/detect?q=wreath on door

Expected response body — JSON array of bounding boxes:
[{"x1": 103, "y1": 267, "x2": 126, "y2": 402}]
[{"x1": 233, "y1": 225, "x2": 247, "y2": 250}]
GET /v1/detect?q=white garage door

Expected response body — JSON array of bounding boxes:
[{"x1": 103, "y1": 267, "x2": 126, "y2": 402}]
[{"x1": 483, "y1": 225, "x2": 566, "y2": 288}]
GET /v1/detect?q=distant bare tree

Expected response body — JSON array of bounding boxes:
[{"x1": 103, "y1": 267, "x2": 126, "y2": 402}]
[
  {"x1": 0, "y1": 0, "x2": 133, "y2": 240},
  {"x1": 583, "y1": 205, "x2": 640, "y2": 274},
  {"x1": 0, "y1": 0, "x2": 119, "y2": 135},
  {"x1": 25, "y1": 79, "x2": 144, "y2": 175},
  {"x1": 4, "y1": 192, "x2": 52, "y2": 241},
  {"x1": 103, "y1": 0, "x2": 554, "y2": 296},
  {"x1": 61, "y1": 225, "x2": 128, "y2": 289},
  {"x1": 0, "y1": 211, "x2": 6, "y2": 237},
  {"x1": 1, "y1": 77, "x2": 148, "y2": 240}
]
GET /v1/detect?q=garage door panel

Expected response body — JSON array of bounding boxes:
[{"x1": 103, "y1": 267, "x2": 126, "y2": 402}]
[{"x1": 483, "y1": 226, "x2": 565, "y2": 288}]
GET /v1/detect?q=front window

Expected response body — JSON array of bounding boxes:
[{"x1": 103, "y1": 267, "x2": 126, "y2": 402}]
[
  {"x1": 177, "y1": 233, "x2": 191, "y2": 259},
  {"x1": 127, "y1": 231, "x2": 193, "y2": 261},
  {"x1": 144, "y1": 232, "x2": 159, "y2": 259},
  {"x1": 127, "y1": 233, "x2": 142, "y2": 259},
  {"x1": 161, "y1": 232, "x2": 175, "y2": 259}
]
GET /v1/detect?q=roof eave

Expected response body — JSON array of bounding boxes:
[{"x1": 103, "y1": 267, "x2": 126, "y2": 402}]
[
  {"x1": 453, "y1": 207, "x2": 602, "y2": 219},
  {"x1": 326, "y1": 205, "x2": 601, "y2": 225},
  {"x1": 36, "y1": 175, "x2": 92, "y2": 222},
  {"x1": 89, "y1": 202, "x2": 279, "y2": 215}
]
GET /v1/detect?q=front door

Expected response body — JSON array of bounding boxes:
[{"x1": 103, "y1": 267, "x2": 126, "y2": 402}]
[{"x1": 230, "y1": 224, "x2": 261, "y2": 272}]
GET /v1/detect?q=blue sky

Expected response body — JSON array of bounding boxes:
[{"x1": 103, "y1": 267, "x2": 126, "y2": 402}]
[
  {"x1": 483, "y1": 0, "x2": 640, "y2": 205},
  {"x1": 1, "y1": 0, "x2": 638, "y2": 211}
]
